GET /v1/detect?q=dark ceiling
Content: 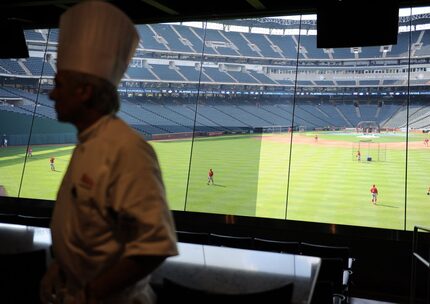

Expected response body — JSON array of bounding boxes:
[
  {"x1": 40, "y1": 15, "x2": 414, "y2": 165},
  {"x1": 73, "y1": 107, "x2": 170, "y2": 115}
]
[{"x1": 1, "y1": 0, "x2": 430, "y2": 29}]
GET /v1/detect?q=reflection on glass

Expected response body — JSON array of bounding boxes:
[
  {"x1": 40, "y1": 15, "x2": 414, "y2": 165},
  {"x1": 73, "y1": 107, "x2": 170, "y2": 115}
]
[
  {"x1": 0, "y1": 7, "x2": 429, "y2": 230},
  {"x1": 288, "y1": 16, "x2": 412, "y2": 229}
]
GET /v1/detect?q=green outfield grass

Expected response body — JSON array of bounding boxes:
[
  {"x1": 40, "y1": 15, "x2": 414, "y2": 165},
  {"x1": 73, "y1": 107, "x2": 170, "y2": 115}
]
[{"x1": 1, "y1": 131, "x2": 429, "y2": 231}]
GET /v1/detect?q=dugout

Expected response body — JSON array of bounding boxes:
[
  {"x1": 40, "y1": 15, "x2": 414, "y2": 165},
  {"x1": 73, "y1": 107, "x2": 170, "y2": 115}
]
[
  {"x1": 254, "y1": 125, "x2": 297, "y2": 134},
  {"x1": 356, "y1": 121, "x2": 380, "y2": 134}
]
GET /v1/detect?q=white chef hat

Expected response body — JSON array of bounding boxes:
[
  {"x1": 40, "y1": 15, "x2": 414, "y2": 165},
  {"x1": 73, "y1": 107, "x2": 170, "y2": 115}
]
[{"x1": 56, "y1": 0, "x2": 139, "y2": 87}]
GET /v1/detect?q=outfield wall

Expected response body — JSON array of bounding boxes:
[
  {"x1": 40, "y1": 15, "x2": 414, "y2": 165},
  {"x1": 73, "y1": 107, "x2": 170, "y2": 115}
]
[
  {"x1": 0, "y1": 111, "x2": 76, "y2": 145},
  {"x1": 8, "y1": 133, "x2": 77, "y2": 145}
]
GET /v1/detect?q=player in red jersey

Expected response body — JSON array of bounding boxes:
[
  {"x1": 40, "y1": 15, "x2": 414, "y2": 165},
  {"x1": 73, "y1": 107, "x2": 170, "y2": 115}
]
[
  {"x1": 207, "y1": 168, "x2": 214, "y2": 185},
  {"x1": 370, "y1": 184, "x2": 378, "y2": 204}
]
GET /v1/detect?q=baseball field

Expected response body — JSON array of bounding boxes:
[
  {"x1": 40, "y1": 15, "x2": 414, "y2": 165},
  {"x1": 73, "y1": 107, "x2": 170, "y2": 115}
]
[{"x1": 1, "y1": 131, "x2": 429, "y2": 231}]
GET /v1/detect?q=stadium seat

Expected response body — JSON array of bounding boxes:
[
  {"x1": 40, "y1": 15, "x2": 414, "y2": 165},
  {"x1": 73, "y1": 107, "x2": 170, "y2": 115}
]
[
  {"x1": 176, "y1": 230, "x2": 210, "y2": 245},
  {"x1": 157, "y1": 278, "x2": 294, "y2": 304},
  {"x1": 299, "y1": 242, "x2": 354, "y2": 270},
  {"x1": 253, "y1": 237, "x2": 300, "y2": 254},
  {"x1": 300, "y1": 242, "x2": 355, "y2": 302},
  {"x1": 208, "y1": 233, "x2": 255, "y2": 250}
]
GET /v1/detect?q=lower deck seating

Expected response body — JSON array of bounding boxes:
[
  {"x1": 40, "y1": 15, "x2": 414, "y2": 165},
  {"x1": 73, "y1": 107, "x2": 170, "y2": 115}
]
[{"x1": 176, "y1": 230, "x2": 355, "y2": 303}]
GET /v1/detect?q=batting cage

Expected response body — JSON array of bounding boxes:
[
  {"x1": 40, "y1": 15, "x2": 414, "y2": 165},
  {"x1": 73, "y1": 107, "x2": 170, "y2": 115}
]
[{"x1": 352, "y1": 141, "x2": 387, "y2": 162}]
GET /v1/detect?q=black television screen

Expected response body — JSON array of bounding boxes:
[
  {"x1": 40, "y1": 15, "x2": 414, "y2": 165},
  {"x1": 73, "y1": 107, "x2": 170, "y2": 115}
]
[
  {"x1": 316, "y1": 0, "x2": 399, "y2": 48},
  {"x1": 0, "y1": 6, "x2": 430, "y2": 231}
]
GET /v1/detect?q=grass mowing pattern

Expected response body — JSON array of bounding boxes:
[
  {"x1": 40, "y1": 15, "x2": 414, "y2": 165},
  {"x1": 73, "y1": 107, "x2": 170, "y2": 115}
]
[
  {"x1": 155, "y1": 135, "x2": 261, "y2": 215},
  {"x1": 0, "y1": 145, "x2": 73, "y2": 198},
  {"x1": 1, "y1": 132, "x2": 429, "y2": 230}
]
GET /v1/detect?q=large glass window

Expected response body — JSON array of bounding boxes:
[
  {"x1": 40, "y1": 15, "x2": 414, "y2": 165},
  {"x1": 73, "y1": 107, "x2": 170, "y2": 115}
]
[{"x1": 1, "y1": 6, "x2": 429, "y2": 231}]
